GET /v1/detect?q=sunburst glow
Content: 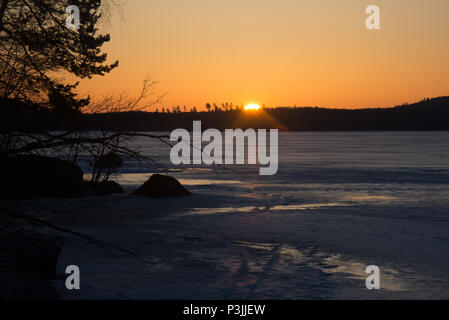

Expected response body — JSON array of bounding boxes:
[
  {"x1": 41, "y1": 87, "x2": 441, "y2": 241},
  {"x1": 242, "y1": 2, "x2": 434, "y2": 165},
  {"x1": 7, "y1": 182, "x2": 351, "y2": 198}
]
[{"x1": 244, "y1": 103, "x2": 261, "y2": 111}]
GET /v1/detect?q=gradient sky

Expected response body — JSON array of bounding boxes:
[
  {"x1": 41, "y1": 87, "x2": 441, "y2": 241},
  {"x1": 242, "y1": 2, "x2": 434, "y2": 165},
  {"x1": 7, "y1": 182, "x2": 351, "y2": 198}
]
[{"x1": 75, "y1": 0, "x2": 449, "y2": 110}]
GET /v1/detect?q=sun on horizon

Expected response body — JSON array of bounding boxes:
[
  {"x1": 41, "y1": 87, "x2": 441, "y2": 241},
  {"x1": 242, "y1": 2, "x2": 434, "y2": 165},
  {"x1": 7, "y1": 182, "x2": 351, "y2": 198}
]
[{"x1": 244, "y1": 103, "x2": 261, "y2": 111}]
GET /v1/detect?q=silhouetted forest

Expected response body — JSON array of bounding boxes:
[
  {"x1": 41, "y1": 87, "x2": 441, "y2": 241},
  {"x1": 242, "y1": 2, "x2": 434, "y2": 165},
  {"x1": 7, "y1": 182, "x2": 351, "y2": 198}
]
[{"x1": 1, "y1": 96, "x2": 449, "y2": 132}]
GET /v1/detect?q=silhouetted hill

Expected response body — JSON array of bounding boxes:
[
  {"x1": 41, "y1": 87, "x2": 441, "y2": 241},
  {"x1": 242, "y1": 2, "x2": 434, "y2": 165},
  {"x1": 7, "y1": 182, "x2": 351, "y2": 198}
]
[{"x1": 2, "y1": 96, "x2": 449, "y2": 131}]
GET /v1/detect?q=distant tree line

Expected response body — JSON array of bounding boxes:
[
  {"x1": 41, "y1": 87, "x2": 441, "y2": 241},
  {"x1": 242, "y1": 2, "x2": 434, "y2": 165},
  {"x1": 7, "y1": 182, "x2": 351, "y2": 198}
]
[
  {"x1": 2, "y1": 96, "x2": 449, "y2": 132},
  {"x1": 155, "y1": 102, "x2": 248, "y2": 114}
]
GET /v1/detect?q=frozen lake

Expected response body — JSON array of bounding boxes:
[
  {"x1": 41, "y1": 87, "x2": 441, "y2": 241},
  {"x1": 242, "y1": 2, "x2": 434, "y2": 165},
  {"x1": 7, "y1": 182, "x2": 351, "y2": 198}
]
[{"x1": 42, "y1": 132, "x2": 449, "y2": 299}]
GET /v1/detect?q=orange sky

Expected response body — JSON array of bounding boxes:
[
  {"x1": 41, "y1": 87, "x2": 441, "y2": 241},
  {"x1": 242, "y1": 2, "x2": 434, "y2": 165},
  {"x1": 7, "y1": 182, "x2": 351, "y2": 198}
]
[{"x1": 75, "y1": 0, "x2": 449, "y2": 110}]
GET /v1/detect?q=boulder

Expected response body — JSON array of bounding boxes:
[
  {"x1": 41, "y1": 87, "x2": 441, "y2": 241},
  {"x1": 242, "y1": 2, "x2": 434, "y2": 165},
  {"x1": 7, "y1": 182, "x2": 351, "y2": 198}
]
[
  {"x1": 0, "y1": 154, "x2": 84, "y2": 198},
  {"x1": 0, "y1": 153, "x2": 128, "y2": 198},
  {"x1": 82, "y1": 180, "x2": 125, "y2": 195},
  {"x1": 133, "y1": 174, "x2": 191, "y2": 198}
]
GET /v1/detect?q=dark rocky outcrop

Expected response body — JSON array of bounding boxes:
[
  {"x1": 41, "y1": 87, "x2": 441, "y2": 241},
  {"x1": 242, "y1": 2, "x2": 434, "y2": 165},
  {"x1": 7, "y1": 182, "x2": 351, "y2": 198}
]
[
  {"x1": 0, "y1": 154, "x2": 125, "y2": 198},
  {"x1": 92, "y1": 152, "x2": 123, "y2": 182},
  {"x1": 0, "y1": 154, "x2": 84, "y2": 198},
  {"x1": 82, "y1": 180, "x2": 125, "y2": 195},
  {"x1": 0, "y1": 231, "x2": 62, "y2": 300},
  {"x1": 133, "y1": 174, "x2": 191, "y2": 198}
]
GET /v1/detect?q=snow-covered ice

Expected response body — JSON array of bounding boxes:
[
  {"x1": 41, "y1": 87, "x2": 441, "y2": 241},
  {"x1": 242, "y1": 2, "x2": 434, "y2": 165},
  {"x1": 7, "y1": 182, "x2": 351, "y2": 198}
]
[{"x1": 28, "y1": 132, "x2": 449, "y2": 299}]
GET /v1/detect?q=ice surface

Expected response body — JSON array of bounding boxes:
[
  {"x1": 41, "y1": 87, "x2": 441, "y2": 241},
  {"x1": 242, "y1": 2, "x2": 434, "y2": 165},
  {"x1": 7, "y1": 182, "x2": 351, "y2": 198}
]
[{"x1": 29, "y1": 132, "x2": 449, "y2": 299}]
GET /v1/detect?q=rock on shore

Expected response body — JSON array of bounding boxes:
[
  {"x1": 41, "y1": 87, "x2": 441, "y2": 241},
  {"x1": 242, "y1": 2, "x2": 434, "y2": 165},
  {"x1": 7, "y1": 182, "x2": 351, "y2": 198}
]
[{"x1": 133, "y1": 174, "x2": 191, "y2": 198}]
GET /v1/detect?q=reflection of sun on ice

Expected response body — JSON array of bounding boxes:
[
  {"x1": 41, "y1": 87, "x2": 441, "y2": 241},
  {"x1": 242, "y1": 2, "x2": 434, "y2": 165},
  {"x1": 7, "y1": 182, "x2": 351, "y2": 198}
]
[{"x1": 244, "y1": 103, "x2": 261, "y2": 111}]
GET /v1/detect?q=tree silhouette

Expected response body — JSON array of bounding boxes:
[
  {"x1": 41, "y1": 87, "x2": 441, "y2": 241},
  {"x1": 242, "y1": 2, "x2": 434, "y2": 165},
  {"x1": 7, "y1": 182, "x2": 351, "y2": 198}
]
[
  {"x1": 0, "y1": 0, "x2": 118, "y2": 110},
  {"x1": 48, "y1": 82, "x2": 90, "y2": 113}
]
